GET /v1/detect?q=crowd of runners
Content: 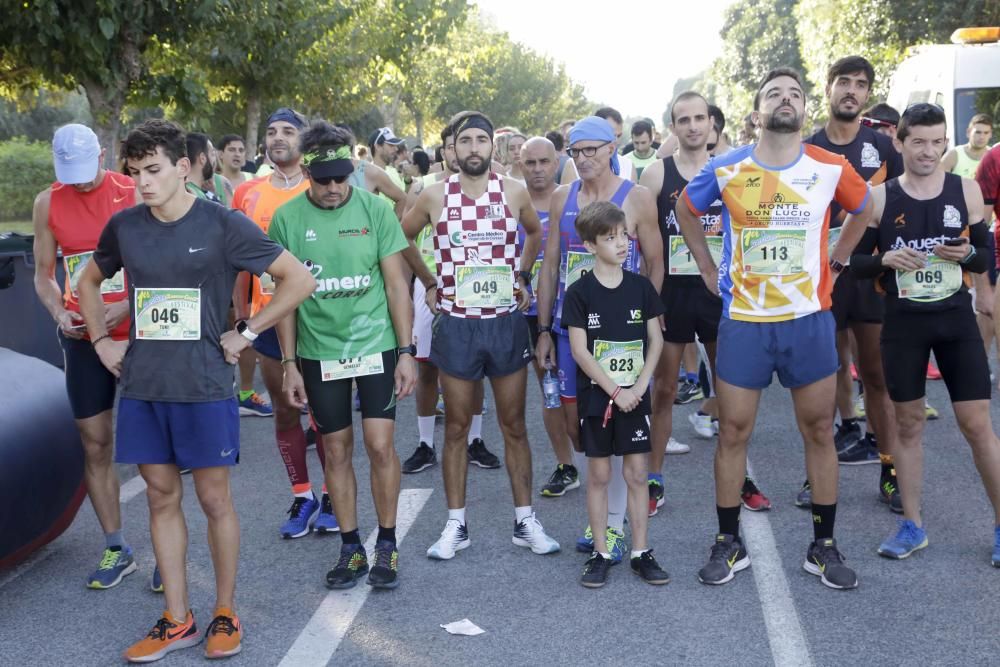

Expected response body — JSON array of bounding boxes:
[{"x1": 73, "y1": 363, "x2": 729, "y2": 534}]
[{"x1": 28, "y1": 53, "x2": 1000, "y2": 662}]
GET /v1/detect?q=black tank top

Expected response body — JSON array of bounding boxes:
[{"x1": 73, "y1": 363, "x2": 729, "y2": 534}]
[
  {"x1": 876, "y1": 172, "x2": 972, "y2": 312},
  {"x1": 657, "y1": 156, "x2": 723, "y2": 288}
]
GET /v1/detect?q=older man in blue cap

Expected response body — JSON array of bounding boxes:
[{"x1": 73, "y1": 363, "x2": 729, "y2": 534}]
[{"x1": 534, "y1": 115, "x2": 664, "y2": 560}]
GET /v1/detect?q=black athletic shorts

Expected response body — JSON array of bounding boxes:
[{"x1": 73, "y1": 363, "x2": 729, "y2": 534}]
[
  {"x1": 662, "y1": 283, "x2": 722, "y2": 344},
  {"x1": 988, "y1": 232, "x2": 997, "y2": 286},
  {"x1": 581, "y1": 409, "x2": 652, "y2": 457},
  {"x1": 881, "y1": 305, "x2": 990, "y2": 403},
  {"x1": 430, "y1": 311, "x2": 532, "y2": 380},
  {"x1": 299, "y1": 349, "x2": 398, "y2": 433},
  {"x1": 832, "y1": 272, "x2": 884, "y2": 330},
  {"x1": 59, "y1": 330, "x2": 117, "y2": 420}
]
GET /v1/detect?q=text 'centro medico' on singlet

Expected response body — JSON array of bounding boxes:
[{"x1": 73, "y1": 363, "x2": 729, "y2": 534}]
[
  {"x1": 553, "y1": 178, "x2": 639, "y2": 333},
  {"x1": 433, "y1": 172, "x2": 520, "y2": 319},
  {"x1": 876, "y1": 173, "x2": 972, "y2": 311},
  {"x1": 517, "y1": 208, "x2": 549, "y2": 317},
  {"x1": 657, "y1": 156, "x2": 723, "y2": 288},
  {"x1": 682, "y1": 144, "x2": 870, "y2": 323}
]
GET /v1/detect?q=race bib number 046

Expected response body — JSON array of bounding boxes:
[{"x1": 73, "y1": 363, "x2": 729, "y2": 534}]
[
  {"x1": 455, "y1": 265, "x2": 513, "y2": 308},
  {"x1": 668, "y1": 236, "x2": 723, "y2": 275},
  {"x1": 741, "y1": 228, "x2": 806, "y2": 276},
  {"x1": 594, "y1": 339, "x2": 644, "y2": 387},
  {"x1": 896, "y1": 256, "x2": 963, "y2": 302},
  {"x1": 64, "y1": 251, "x2": 125, "y2": 296},
  {"x1": 135, "y1": 288, "x2": 201, "y2": 340},
  {"x1": 320, "y1": 352, "x2": 384, "y2": 381}
]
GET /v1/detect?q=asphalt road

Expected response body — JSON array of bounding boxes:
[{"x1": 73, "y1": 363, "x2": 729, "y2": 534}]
[{"x1": 2, "y1": 368, "x2": 1000, "y2": 666}]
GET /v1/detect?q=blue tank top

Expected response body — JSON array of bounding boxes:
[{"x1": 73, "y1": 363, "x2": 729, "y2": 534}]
[
  {"x1": 554, "y1": 179, "x2": 638, "y2": 333},
  {"x1": 518, "y1": 210, "x2": 549, "y2": 317}
]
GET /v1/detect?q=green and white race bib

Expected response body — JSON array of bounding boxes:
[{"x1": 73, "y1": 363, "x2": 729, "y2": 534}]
[
  {"x1": 827, "y1": 226, "x2": 842, "y2": 258},
  {"x1": 668, "y1": 236, "x2": 723, "y2": 275},
  {"x1": 896, "y1": 256, "x2": 963, "y2": 302},
  {"x1": 320, "y1": 352, "x2": 384, "y2": 381},
  {"x1": 64, "y1": 251, "x2": 125, "y2": 296},
  {"x1": 259, "y1": 271, "x2": 276, "y2": 296},
  {"x1": 740, "y1": 228, "x2": 806, "y2": 276},
  {"x1": 594, "y1": 339, "x2": 644, "y2": 386},
  {"x1": 530, "y1": 257, "x2": 543, "y2": 294},
  {"x1": 565, "y1": 251, "x2": 595, "y2": 287},
  {"x1": 455, "y1": 265, "x2": 513, "y2": 308},
  {"x1": 135, "y1": 288, "x2": 201, "y2": 340}
]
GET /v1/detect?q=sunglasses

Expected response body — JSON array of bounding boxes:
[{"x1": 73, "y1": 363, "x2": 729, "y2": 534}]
[
  {"x1": 312, "y1": 174, "x2": 349, "y2": 185},
  {"x1": 566, "y1": 141, "x2": 611, "y2": 158},
  {"x1": 861, "y1": 117, "x2": 895, "y2": 130}
]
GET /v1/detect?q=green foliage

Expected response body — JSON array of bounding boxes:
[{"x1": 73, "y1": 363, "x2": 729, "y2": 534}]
[
  {"x1": 0, "y1": 138, "x2": 53, "y2": 221},
  {"x1": 0, "y1": 90, "x2": 91, "y2": 142}
]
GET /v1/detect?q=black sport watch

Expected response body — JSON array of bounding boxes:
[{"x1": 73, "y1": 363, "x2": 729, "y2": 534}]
[
  {"x1": 397, "y1": 344, "x2": 417, "y2": 357},
  {"x1": 829, "y1": 258, "x2": 845, "y2": 274},
  {"x1": 518, "y1": 270, "x2": 533, "y2": 285}
]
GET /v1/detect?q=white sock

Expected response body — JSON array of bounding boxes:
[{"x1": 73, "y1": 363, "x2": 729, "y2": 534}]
[
  {"x1": 468, "y1": 414, "x2": 483, "y2": 443},
  {"x1": 294, "y1": 488, "x2": 314, "y2": 499},
  {"x1": 417, "y1": 415, "x2": 435, "y2": 447},
  {"x1": 514, "y1": 505, "x2": 533, "y2": 523},
  {"x1": 631, "y1": 549, "x2": 650, "y2": 559},
  {"x1": 574, "y1": 451, "x2": 588, "y2": 483},
  {"x1": 607, "y1": 456, "x2": 626, "y2": 531},
  {"x1": 448, "y1": 507, "x2": 466, "y2": 524}
]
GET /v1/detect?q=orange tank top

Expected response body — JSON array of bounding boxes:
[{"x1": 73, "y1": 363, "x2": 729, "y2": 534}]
[{"x1": 48, "y1": 170, "x2": 136, "y2": 341}]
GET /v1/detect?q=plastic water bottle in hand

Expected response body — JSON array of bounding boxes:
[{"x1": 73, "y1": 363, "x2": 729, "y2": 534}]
[{"x1": 543, "y1": 370, "x2": 561, "y2": 409}]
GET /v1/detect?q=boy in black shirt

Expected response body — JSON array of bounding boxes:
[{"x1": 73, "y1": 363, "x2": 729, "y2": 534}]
[{"x1": 562, "y1": 201, "x2": 670, "y2": 588}]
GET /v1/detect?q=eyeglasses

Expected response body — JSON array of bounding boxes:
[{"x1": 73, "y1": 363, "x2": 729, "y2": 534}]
[
  {"x1": 312, "y1": 174, "x2": 349, "y2": 185},
  {"x1": 566, "y1": 141, "x2": 611, "y2": 158}
]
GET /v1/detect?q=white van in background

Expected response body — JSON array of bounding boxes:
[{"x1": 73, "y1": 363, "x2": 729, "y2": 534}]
[{"x1": 887, "y1": 27, "x2": 1000, "y2": 145}]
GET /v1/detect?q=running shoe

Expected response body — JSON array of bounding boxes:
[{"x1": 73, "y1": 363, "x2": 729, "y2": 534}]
[
  {"x1": 580, "y1": 552, "x2": 612, "y2": 588},
  {"x1": 606, "y1": 527, "x2": 626, "y2": 564},
  {"x1": 512, "y1": 513, "x2": 560, "y2": 554},
  {"x1": 854, "y1": 394, "x2": 866, "y2": 420},
  {"x1": 925, "y1": 399, "x2": 939, "y2": 420},
  {"x1": 367, "y1": 540, "x2": 400, "y2": 589},
  {"x1": 688, "y1": 412, "x2": 715, "y2": 439},
  {"x1": 741, "y1": 477, "x2": 772, "y2": 512},
  {"x1": 576, "y1": 525, "x2": 594, "y2": 553},
  {"x1": 312, "y1": 493, "x2": 340, "y2": 533},
  {"x1": 86, "y1": 546, "x2": 137, "y2": 590},
  {"x1": 879, "y1": 473, "x2": 903, "y2": 514},
  {"x1": 838, "y1": 435, "x2": 879, "y2": 465},
  {"x1": 878, "y1": 519, "x2": 928, "y2": 559},
  {"x1": 427, "y1": 519, "x2": 470, "y2": 560},
  {"x1": 281, "y1": 494, "x2": 320, "y2": 539},
  {"x1": 992, "y1": 526, "x2": 1000, "y2": 568},
  {"x1": 402, "y1": 442, "x2": 437, "y2": 474},
  {"x1": 123, "y1": 610, "x2": 201, "y2": 663},
  {"x1": 631, "y1": 550, "x2": 671, "y2": 585},
  {"x1": 833, "y1": 420, "x2": 862, "y2": 454},
  {"x1": 237, "y1": 391, "x2": 272, "y2": 417},
  {"x1": 926, "y1": 362, "x2": 942, "y2": 380},
  {"x1": 666, "y1": 436, "x2": 691, "y2": 454},
  {"x1": 804, "y1": 538, "x2": 858, "y2": 589},
  {"x1": 698, "y1": 534, "x2": 750, "y2": 585},
  {"x1": 326, "y1": 544, "x2": 369, "y2": 589},
  {"x1": 151, "y1": 565, "x2": 163, "y2": 594},
  {"x1": 204, "y1": 608, "x2": 242, "y2": 659},
  {"x1": 674, "y1": 380, "x2": 704, "y2": 405},
  {"x1": 467, "y1": 438, "x2": 501, "y2": 469},
  {"x1": 540, "y1": 463, "x2": 580, "y2": 497},
  {"x1": 648, "y1": 478, "x2": 665, "y2": 517},
  {"x1": 795, "y1": 480, "x2": 812, "y2": 508}
]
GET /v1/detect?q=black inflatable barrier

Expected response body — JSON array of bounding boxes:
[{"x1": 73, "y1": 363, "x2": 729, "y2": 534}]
[{"x1": 0, "y1": 347, "x2": 85, "y2": 569}]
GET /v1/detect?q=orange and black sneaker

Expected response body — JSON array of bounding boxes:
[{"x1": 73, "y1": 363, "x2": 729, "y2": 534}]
[
  {"x1": 205, "y1": 607, "x2": 242, "y2": 659},
  {"x1": 123, "y1": 610, "x2": 201, "y2": 663}
]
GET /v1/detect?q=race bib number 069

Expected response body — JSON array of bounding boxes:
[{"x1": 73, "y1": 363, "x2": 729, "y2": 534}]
[
  {"x1": 135, "y1": 288, "x2": 201, "y2": 340},
  {"x1": 741, "y1": 228, "x2": 806, "y2": 276},
  {"x1": 455, "y1": 265, "x2": 513, "y2": 308},
  {"x1": 896, "y1": 256, "x2": 962, "y2": 302}
]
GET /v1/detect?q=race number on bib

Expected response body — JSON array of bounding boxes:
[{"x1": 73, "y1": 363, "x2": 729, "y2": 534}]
[
  {"x1": 740, "y1": 228, "x2": 806, "y2": 276},
  {"x1": 896, "y1": 256, "x2": 963, "y2": 302},
  {"x1": 64, "y1": 251, "x2": 125, "y2": 296},
  {"x1": 259, "y1": 272, "x2": 276, "y2": 296},
  {"x1": 135, "y1": 288, "x2": 201, "y2": 340},
  {"x1": 320, "y1": 353, "x2": 384, "y2": 381},
  {"x1": 668, "y1": 236, "x2": 723, "y2": 275},
  {"x1": 594, "y1": 339, "x2": 644, "y2": 386},
  {"x1": 565, "y1": 251, "x2": 595, "y2": 287},
  {"x1": 455, "y1": 265, "x2": 513, "y2": 308},
  {"x1": 530, "y1": 257, "x2": 543, "y2": 294}
]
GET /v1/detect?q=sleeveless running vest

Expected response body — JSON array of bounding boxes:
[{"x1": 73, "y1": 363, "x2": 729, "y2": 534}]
[
  {"x1": 952, "y1": 146, "x2": 982, "y2": 180},
  {"x1": 877, "y1": 173, "x2": 972, "y2": 311},
  {"x1": 433, "y1": 172, "x2": 520, "y2": 319},
  {"x1": 657, "y1": 156, "x2": 723, "y2": 288},
  {"x1": 518, "y1": 208, "x2": 549, "y2": 317}
]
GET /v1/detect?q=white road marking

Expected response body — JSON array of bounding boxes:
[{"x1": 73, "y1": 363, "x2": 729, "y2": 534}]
[
  {"x1": 279, "y1": 488, "x2": 434, "y2": 667},
  {"x1": 743, "y1": 463, "x2": 814, "y2": 667},
  {"x1": 119, "y1": 473, "x2": 147, "y2": 503}
]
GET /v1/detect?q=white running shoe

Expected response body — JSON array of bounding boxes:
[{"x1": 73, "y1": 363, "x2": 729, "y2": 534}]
[
  {"x1": 512, "y1": 513, "x2": 561, "y2": 554},
  {"x1": 665, "y1": 436, "x2": 691, "y2": 454},
  {"x1": 687, "y1": 413, "x2": 715, "y2": 439},
  {"x1": 426, "y1": 519, "x2": 470, "y2": 560}
]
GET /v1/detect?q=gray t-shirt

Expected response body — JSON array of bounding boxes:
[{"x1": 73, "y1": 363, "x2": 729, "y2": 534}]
[{"x1": 93, "y1": 198, "x2": 282, "y2": 402}]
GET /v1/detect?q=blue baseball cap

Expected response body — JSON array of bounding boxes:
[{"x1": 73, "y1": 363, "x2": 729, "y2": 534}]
[{"x1": 52, "y1": 124, "x2": 101, "y2": 185}]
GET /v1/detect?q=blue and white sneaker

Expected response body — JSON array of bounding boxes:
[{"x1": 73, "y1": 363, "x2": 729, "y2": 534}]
[
  {"x1": 877, "y1": 519, "x2": 928, "y2": 559},
  {"x1": 992, "y1": 525, "x2": 1000, "y2": 568},
  {"x1": 512, "y1": 513, "x2": 560, "y2": 554},
  {"x1": 576, "y1": 525, "x2": 594, "y2": 553},
  {"x1": 86, "y1": 546, "x2": 137, "y2": 589},
  {"x1": 238, "y1": 391, "x2": 273, "y2": 417},
  {"x1": 605, "y1": 527, "x2": 626, "y2": 565},
  {"x1": 427, "y1": 519, "x2": 470, "y2": 560},
  {"x1": 151, "y1": 564, "x2": 163, "y2": 593},
  {"x1": 281, "y1": 494, "x2": 320, "y2": 539},
  {"x1": 312, "y1": 493, "x2": 340, "y2": 534}
]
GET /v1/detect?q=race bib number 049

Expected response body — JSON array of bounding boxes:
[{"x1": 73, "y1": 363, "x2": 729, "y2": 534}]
[
  {"x1": 740, "y1": 228, "x2": 806, "y2": 276},
  {"x1": 64, "y1": 251, "x2": 125, "y2": 296},
  {"x1": 896, "y1": 256, "x2": 963, "y2": 302},
  {"x1": 455, "y1": 265, "x2": 513, "y2": 308},
  {"x1": 135, "y1": 288, "x2": 201, "y2": 340},
  {"x1": 594, "y1": 339, "x2": 644, "y2": 387},
  {"x1": 320, "y1": 352, "x2": 384, "y2": 381},
  {"x1": 668, "y1": 236, "x2": 723, "y2": 275}
]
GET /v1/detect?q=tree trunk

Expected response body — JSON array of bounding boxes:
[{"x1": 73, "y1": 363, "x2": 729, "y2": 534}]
[
  {"x1": 80, "y1": 79, "x2": 124, "y2": 169},
  {"x1": 414, "y1": 108, "x2": 425, "y2": 146},
  {"x1": 245, "y1": 92, "x2": 262, "y2": 159}
]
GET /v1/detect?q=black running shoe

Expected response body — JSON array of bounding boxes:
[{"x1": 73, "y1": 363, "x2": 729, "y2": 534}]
[
  {"x1": 803, "y1": 538, "x2": 858, "y2": 590},
  {"x1": 468, "y1": 438, "x2": 501, "y2": 469},
  {"x1": 325, "y1": 544, "x2": 369, "y2": 590},
  {"x1": 795, "y1": 480, "x2": 812, "y2": 508},
  {"x1": 674, "y1": 380, "x2": 704, "y2": 405},
  {"x1": 833, "y1": 421, "x2": 862, "y2": 454},
  {"x1": 580, "y1": 552, "x2": 612, "y2": 588},
  {"x1": 367, "y1": 540, "x2": 399, "y2": 589},
  {"x1": 540, "y1": 464, "x2": 580, "y2": 497},
  {"x1": 838, "y1": 435, "x2": 879, "y2": 465},
  {"x1": 630, "y1": 550, "x2": 670, "y2": 585},
  {"x1": 402, "y1": 442, "x2": 437, "y2": 474},
  {"x1": 879, "y1": 473, "x2": 903, "y2": 514},
  {"x1": 698, "y1": 534, "x2": 750, "y2": 585}
]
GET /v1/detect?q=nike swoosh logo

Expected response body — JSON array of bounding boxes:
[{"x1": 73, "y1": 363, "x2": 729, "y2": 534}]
[
  {"x1": 221, "y1": 448, "x2": 235, "y2": 457},
  {"x1": 189, "y1": 247, "x2": 205, "y2": 253},
  {"x1": 113, "y1": 195, "x2": 128, "y2": 203},
  {"x1": 166, "y1": 628, "x2": 189, "y2": 639}
]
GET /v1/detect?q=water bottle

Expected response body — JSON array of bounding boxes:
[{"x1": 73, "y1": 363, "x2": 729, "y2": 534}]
[{"x1": 543, "y1": 370, "x2": 561, "y2": 409}]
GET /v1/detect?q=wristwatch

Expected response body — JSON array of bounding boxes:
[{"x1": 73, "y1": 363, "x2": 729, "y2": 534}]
[
  {"x1": 518, "y1": 270, "x2": 532, "y2": 285},
  {"x1": 236, "y1": 319, "x2": 258, "y2": 342},
  {"x1": 960, "y1": 245, "x2": 977, "y2": 265},
  {"x1": 829, "y1": 258, "x2": 845, "y2": 274},
  {"x1": 397, "y1": 344, "x2": 417, "y2": 357}
]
